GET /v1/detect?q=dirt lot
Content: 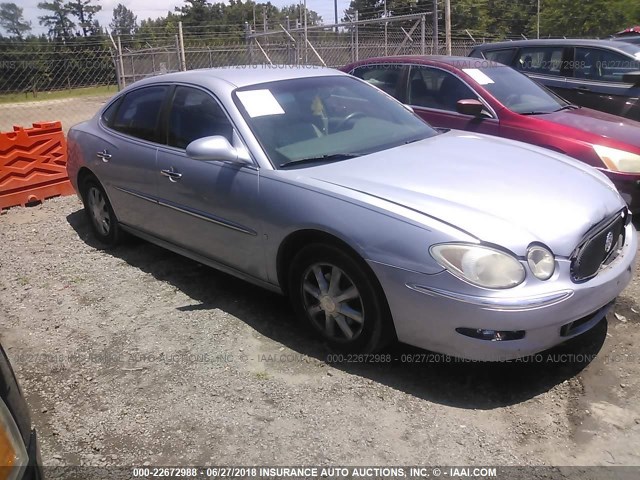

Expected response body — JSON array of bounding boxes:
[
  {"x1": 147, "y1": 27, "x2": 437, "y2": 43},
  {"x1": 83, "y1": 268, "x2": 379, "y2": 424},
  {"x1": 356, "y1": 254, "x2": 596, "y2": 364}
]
[
  {"x1": 0, "y1": 95, "x2": 112, "y2": 133},
  {"x1": 1, "y1": 195, "x2": 640, "y2": 470}
]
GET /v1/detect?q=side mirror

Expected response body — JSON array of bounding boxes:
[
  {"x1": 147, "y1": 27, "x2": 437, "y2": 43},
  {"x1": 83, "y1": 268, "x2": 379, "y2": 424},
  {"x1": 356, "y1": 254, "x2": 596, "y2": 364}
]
[
  {"x1": 456, "y1": 99, "x2": 486, "y2": 117},
  {"x1": 622, "y1": 71, "x2": 640, "y2": 85},
  {"x1": 186, "y1": 136, "x2": 250, "y2": 164}
]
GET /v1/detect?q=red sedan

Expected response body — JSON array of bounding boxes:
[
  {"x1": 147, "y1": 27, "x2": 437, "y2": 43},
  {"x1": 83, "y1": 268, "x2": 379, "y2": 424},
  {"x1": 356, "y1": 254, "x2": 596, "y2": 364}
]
[{"x1": 342, "y1": 56, "x2": 640, "y2": 212}]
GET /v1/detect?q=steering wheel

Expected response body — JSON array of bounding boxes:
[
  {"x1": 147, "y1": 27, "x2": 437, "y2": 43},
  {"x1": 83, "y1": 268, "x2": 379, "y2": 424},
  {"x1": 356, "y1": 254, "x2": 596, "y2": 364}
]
[{"x1": 335, "y1": 111, "x2": 366, "y2": 131}]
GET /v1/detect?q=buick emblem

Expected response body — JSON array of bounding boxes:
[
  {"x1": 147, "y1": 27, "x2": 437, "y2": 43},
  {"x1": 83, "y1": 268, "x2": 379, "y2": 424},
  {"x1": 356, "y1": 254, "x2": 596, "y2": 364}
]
[{"x1": 605, "y1": 231, "x2": 614, "y2": 253}]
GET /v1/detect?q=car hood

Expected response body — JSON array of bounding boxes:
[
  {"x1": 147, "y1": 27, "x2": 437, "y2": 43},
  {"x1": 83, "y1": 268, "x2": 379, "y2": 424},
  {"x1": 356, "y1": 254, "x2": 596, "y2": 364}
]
[
  {"x1": 538, "y1": 107, "x2": 640, "y2": 148},
  {"x1": 298, "y1": 131, "x2": 625, "y2": 256}
]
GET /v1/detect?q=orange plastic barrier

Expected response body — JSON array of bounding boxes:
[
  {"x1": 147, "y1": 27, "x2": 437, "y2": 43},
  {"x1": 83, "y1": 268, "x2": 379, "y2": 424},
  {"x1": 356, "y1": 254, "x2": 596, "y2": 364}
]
[{"x1": 0, "y1": 121, "x2": 74, "y2": 210}]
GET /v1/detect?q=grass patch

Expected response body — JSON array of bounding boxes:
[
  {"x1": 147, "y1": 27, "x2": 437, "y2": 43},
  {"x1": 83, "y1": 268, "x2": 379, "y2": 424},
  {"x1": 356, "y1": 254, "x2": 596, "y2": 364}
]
[{"x1": 0, "y1": 85, "x2": 118, "y2": 104}]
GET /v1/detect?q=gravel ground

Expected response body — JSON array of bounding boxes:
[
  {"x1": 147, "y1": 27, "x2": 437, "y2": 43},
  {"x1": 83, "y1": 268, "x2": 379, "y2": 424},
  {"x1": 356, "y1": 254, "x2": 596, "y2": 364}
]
[{"x1": 1, "y1": 195, "x2": 640, "y2": 469}]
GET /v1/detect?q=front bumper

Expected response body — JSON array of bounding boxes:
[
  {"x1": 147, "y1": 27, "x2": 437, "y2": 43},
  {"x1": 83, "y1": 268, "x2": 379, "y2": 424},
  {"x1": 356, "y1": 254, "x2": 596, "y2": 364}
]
[{"x1": 370, "y1": 223, "x2": 637, "y2": 361}]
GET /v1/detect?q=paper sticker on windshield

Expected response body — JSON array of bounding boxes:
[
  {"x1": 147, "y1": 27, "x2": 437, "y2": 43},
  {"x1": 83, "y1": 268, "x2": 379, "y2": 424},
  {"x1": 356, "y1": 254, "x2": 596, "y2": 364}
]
[
  {"x1": 236, "y1": 89, "x2": 285, "y2": 117},
  {"x1": 462, "y1": 68, "x2": 495, "y2": 85}
]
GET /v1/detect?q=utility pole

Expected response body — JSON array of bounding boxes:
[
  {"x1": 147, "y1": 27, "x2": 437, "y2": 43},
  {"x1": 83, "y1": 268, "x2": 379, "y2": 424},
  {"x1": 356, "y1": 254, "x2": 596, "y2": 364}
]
[
  {"x1": 334, "y1": 0, "x2": 338, "y2": 33},
  {"x1": 445, "y1": 0, "x2": 451, "y2": 55}
]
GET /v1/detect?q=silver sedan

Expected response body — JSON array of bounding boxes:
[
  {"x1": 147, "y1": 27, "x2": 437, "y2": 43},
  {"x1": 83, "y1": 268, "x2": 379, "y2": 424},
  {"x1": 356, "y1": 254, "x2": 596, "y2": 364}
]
[{"x1": 67, "y1": 66, "x2": 637, "y2": 361}]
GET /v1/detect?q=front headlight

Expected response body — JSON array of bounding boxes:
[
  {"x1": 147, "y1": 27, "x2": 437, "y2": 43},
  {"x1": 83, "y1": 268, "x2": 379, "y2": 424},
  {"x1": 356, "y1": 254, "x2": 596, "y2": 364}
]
[
  {"x1": 0, "y1": 399, "x2": 27, "y2": 480},
  {"x1": 593, "y1": 145, "x2": 640, "y2": 173},
  {"x1": 527, "y1": 245, "x2": 555, "y2": 280},
  {"x1": 430, "y1": 243, "x2": 525, "y2": 289}
]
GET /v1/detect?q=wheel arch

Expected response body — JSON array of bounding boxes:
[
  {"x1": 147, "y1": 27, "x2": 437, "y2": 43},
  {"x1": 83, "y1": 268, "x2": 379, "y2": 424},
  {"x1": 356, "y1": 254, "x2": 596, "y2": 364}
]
[
  {"x1": 77, "y1": 166, "x2": 97, "y2": 191},
  {"x1": 277, "y1": 229, "x2": 372, "y2": 296}
]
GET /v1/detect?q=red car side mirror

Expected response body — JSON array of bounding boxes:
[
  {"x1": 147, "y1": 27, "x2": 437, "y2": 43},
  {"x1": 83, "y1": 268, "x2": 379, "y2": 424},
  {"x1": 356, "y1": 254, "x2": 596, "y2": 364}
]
[{"x1": 456, "y1": 99, "x2": 485, "y2": 117}]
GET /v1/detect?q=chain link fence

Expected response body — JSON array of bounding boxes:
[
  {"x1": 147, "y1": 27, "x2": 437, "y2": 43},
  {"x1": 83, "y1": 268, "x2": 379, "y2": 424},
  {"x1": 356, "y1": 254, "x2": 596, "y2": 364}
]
[{"x1": 1, "y1": 14, "x2": 491, "y2": 133}]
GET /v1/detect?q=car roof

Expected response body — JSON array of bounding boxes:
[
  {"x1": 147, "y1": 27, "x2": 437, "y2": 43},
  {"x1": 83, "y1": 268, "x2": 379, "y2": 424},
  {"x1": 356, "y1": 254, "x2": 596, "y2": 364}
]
[
  {"x1": 347, "y1": 55, "x2": 505, "y2": 68},
  {"x1": 472, "y1": 38, "x2": 640, "y2": 52},
  {"x1": 130, "y1": 65, "x2": 346, "y2": 90}
]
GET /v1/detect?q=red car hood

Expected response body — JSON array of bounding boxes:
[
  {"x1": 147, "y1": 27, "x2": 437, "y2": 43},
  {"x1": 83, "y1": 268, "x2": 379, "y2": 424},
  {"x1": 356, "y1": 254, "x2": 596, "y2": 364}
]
[{"x1": 538, "y1": 107, "x2": 640, "y2": 148}]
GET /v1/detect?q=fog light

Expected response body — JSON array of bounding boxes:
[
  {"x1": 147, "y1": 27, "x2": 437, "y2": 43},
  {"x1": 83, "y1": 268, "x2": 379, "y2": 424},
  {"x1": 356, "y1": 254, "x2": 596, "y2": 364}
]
[{"x1": 456, "y1": 328, "x2": 525, "y2": 341}]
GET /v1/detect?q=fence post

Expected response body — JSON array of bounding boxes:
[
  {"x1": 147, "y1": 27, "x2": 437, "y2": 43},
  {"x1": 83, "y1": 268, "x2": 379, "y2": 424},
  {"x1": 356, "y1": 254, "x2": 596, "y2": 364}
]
[
  {"x1": 384, "y1": 1, "x2": 388, "y2": 56},
  {"x1": 178, "y1": 21, "x2": 187, "y2": 71},
  {"x1": 244, "y1": 22, "x2": 253, "y2": 65},
  {"x1": 445, "y1": 0, "x2": 451, "y2": 55},
  {"x1": 355, "y1": 10, "x2": 359, "y2": 61},
  {"x1": 432, "y1": 0, "x2": 439, "y2": 54},
  {"x1": 175, "y1": 35, "x2": 181, "y2": 70},
  {"x1": 117, "y1": 35, "x2": 126, "y2": 88},
  {"x1": 421, "y1": 14, "x2": 426, "y2": 55}
]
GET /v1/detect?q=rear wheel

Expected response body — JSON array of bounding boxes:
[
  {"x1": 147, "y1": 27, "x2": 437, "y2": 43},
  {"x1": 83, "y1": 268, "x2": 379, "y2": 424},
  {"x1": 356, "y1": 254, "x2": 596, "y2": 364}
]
[
  {"x1": 289, "y1": 244, "x2": 393, "y2": 352},
  {"x1": 80, "y1": 177, "x2": 121, "y2": 247}
]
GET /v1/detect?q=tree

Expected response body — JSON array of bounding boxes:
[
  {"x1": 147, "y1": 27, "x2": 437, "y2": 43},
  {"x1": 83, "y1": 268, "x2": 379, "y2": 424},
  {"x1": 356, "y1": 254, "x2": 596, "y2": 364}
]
[
  {"x1": 344, "y1": 0, "x2": 425, "y2": 21},
  {"x1": 110, "y1": 3, "x2": 137, "y2": 35},
  {"x1": 0, "y1": 2, "x2": 32, "y2": 38},
  {"x1": 538, "y1": 0, "x2": 637, "y2": 38},
  {"x1": 38, "y1": 0, "x2": 75, "y2": 40},
  {"x1": 66, "y1": 0, "x2": 102, "y2": 36},
  {"x1": 279, "y1": 4, "x2": 322, "y2": 27}
]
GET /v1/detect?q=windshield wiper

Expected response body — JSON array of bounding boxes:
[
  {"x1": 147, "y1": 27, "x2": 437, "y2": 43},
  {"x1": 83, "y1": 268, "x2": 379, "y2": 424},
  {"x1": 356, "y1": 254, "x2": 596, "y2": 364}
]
[
  {"x1": 279, "y1": 153, "x2": 361, "y2": 169},
  {"x1": 280, "y1": 153, "x2": 361, "y2": 168},
  {"x1": 554, "y1": 104, "x2": 581, "y2": 112},
  {"x1": 520, "y1": 111, "x2": 550, "y2": 115}
]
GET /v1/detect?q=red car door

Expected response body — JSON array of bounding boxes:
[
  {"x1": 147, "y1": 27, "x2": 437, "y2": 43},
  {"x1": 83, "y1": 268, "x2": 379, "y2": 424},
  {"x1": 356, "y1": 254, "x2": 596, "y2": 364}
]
[{"x1": 406, "y1": 65, "x2": 500, "y2": 135}]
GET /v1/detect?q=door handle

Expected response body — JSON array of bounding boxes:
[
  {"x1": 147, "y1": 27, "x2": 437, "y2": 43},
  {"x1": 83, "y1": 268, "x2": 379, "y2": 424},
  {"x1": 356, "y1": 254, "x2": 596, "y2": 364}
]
[
  {"x1": 96, "y1": 149, "x2": 112, "y2": 162},
  {"x1": 577, "y1": 86, "x2": 590, "y2": 92},
  {"x1": 160, "y1": 168, "x2": 183, "y2": 182}
]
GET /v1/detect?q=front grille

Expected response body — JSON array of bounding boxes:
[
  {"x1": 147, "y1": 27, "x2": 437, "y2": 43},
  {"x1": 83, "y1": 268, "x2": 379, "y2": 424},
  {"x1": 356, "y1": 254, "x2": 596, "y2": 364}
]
[{"x1": 570, "y1": 210, "x2": 627, "y2": 282}]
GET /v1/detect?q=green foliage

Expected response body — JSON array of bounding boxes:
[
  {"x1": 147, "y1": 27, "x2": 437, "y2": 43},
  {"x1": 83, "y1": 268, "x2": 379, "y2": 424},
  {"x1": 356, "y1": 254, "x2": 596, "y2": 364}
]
[
  {"x1": 0, "y1": 2, "x2": 32, "y2": 39},
  {"x1": 110, "y1": 4, "x2": 137, "y2": 36},
  {"x1": 38, "y1": 0, "x2": 75, "y2": 40},
  {"x1": 346, "y1": 0, "x2": 639, "y2": 38},
  {"x1": 65, "y1": 0, "x2": 102, "y2": 37},
  {"x1": 538, "y1": 0, "x2": 638, "y2": 38}
]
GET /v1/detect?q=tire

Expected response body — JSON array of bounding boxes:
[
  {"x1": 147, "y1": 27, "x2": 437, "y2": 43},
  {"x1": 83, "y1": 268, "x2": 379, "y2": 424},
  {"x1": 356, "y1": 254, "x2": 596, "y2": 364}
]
[
  {"x1": 80, "y1": 177, "x2": 122, "y2": 247},
  {"x1": 288, "y1": 243, "x2": 394, "y2": 352}
]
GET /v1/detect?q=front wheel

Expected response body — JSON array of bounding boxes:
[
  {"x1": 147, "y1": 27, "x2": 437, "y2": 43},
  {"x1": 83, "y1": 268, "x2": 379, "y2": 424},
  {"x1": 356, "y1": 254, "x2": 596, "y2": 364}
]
[
  {"x1": 80, "y1": 177, "x2": 122, "y2": 247},
  {"x1": 288, "y1": 244, "x2": 394, "y2": 352}
]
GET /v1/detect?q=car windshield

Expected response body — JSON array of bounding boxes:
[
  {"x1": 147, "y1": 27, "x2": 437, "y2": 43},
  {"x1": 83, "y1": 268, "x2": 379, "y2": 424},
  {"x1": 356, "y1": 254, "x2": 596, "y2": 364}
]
[
  {"x1": 465, "y1": 66, "x2": 568, "y2": 114},
  {"x1": 233, "y1": 75, "x2": 437, "y2": 169}
]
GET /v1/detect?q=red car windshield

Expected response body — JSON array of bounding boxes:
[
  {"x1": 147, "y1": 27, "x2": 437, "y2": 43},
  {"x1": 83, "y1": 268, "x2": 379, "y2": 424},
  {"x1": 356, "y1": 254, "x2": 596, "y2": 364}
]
[{"x1": 467, "y1": 66, "x2": 568, "y2": 115}]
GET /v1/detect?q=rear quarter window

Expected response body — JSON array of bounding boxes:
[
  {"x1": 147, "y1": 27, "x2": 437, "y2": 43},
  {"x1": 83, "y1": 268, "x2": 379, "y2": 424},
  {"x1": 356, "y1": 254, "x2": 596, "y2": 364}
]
[{"x1": 483, "y1": 49, "x2": 517, "y2": 66}]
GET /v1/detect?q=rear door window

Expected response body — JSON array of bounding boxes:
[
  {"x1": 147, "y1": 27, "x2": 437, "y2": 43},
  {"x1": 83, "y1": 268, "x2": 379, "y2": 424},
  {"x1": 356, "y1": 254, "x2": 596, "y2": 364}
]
[
  {"x1": 515, "y1": 47, "x2": 566, "y2": 76},
  {"x1": 111, "y1": 86, "x2": 168, "y2": 142}
]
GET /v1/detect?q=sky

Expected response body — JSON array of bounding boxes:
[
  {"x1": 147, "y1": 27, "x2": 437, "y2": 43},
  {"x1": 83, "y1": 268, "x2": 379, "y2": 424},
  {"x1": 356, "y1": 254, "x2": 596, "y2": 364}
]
[{"x1": 18, "y1": 0, "x2": 352, "y2": 35}]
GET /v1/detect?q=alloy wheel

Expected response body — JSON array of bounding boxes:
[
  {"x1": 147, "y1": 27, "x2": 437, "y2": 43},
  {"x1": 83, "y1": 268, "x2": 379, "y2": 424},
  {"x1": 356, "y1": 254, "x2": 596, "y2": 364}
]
[{"x1": 301, "y1": 263, "x2": 365, "y2": 341}]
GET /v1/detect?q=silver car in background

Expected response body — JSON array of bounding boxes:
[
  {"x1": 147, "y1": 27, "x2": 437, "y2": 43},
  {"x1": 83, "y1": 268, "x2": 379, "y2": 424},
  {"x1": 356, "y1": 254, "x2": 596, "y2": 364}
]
[{"x1": 67, "y1": 66, "x2": 637, "y2": 361}]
